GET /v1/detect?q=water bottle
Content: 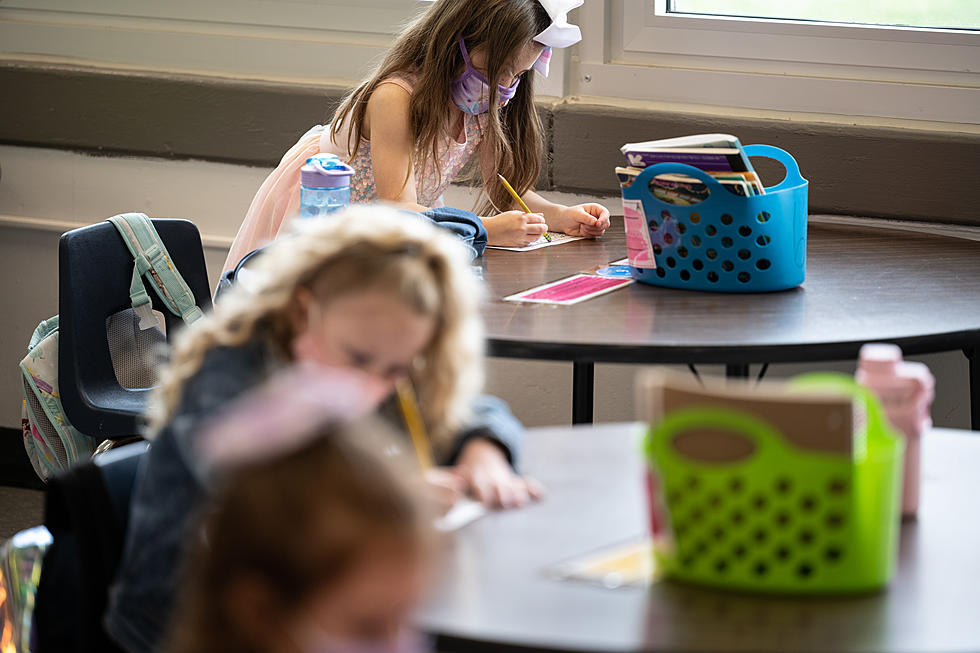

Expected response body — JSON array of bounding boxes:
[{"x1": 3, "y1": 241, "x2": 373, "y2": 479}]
[
  {"x1": 299, "y1": 154, "x2": 354, "y2": 218},
  {"x1": 855, "y1": 343, "x2": 934, "y2": 519}
]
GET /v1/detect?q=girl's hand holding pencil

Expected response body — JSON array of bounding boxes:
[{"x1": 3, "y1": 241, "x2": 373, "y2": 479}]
[
  {"x1": 397, "y1": 377, "x2": 543, "y2": 513},
  {"x1": 493, "y1": 172, "x2": 610, "y2": 244},
  {"x1": 424, "y1": 467, "x2": 468, "y2": 514},
  {"x1": 484, "y1": 210, "x2": 549, "y2": 247},
  {"x1": 488, "y1": 172, "x2": 551, "y2": 247}
]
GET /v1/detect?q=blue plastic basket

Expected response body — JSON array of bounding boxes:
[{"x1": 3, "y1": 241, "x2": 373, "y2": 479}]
[{"x1": 621, "y1": 144, "x2": 808, "y2": 293}]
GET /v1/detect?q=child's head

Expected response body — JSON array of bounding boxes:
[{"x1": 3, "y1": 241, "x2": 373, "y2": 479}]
[
  {"x1": 149, "y1": 206, "x2": 483, "y2": 450},
  {"x1": 168, "y1": 374, "x2": 434, "y2": 653},
  {"x1": 331, "y1": 0, "x2": 552, "y2": 214}
]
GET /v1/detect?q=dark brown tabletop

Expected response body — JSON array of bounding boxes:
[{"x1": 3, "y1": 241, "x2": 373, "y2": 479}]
[
  {"x1": 418, "y1": 423, "x2": 980, "y2": 653},
  {"x1": 478, "y1": 219, "x2": 980, "y2": 426}
]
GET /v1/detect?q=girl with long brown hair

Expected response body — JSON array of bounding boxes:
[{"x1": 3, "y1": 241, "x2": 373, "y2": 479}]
[{"x1": 223, "y1": 0, "x2": 610, "y2": 273}]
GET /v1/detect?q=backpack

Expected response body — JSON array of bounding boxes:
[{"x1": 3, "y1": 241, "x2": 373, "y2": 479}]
[{"x1": 19, "y1": 213, "x2": 205, "y2": 481}]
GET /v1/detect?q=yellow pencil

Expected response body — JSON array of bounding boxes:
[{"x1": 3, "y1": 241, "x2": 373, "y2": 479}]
[
  {"x1": 396, "y1": 378, "x2": 435, "y2": 470},
  {"x1": 497, "y1": 173, "x2": 551, "y2": 242}
]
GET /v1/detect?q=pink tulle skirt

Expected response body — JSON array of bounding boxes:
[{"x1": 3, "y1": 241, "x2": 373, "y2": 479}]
[{"x1": 222, "y1": 127, "x2": 324, "y2": 274}]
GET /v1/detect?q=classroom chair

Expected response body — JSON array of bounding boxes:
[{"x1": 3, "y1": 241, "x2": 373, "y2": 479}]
[
  {"x1": 214, "y1": 246, "x2": 264, "y2": 302},
  {"x1": 58, "y1": 219, "x2": 212, "y2": 440},
  {"x1": 34, "y1": 441, "x2": 149, "y2": 653}
]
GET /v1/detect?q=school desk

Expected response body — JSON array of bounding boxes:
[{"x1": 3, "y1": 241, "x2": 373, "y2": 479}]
[
  {"x1": 478, "y1": 219, "x2": 980, "y2": 428},
  {"x1": 417, "y1": 422, "x2": 980, "y2": 652}
]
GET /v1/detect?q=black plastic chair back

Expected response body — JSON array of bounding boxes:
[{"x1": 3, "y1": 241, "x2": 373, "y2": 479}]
[{"x1": 58, "y1": 219, "x2": 212, "y2": 439}]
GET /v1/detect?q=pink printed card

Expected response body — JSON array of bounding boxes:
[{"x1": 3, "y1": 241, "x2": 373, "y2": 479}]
[
  {"x1": 622, "y1": 199, "x2": 656, "y2": 269},
  {"x1": 504, "y1": 274, "x2": 634, "y2": 305}
]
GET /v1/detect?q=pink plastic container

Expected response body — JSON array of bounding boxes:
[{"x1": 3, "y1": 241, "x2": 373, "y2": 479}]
[{"x1": 856, "y1": 344, "x2": 934, "y2": 518}]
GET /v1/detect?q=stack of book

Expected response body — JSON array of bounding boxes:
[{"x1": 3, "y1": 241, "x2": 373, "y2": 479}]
[{"x1": 616, "y1": 134, "x2": 764, "y2": 206}]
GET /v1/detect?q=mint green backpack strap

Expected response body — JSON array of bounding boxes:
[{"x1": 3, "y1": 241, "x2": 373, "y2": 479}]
[{"x1": 107, "y1": 213, "x2": 204, "y2": 327}]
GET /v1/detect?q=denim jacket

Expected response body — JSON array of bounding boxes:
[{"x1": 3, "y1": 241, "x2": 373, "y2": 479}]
[{"x1": 104, "y1": 337, "x2": 522, "y2": 652}]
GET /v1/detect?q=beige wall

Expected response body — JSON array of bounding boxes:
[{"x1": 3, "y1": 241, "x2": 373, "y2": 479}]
[{"x1": 3, "y1": 63, "x2": 979, "y2": 226}]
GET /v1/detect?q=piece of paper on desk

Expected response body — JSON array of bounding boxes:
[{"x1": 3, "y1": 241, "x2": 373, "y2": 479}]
[
  {"x1": 434, "y1": 497, "x2": 488, "y2": 532},
  {"x1": 546, "y1": 536, "x2": 657, "y2": 589},
  {"x1": 488, "y1": 232, "x2": 587, "y2": 252},
  {"x1": 504, "y1": 273, "x2": 633, "y2": 305}
]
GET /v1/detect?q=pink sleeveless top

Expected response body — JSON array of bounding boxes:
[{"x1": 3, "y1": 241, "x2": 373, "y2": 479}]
[{"x1": 222, "y1": 73, "x2": 486, "y2": 274}]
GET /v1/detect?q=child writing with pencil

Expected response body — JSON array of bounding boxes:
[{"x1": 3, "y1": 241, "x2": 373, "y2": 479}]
[
  {"x1": 223, "y1": 0, "x2": 611, "y2": 273},
  {"x1": 166, "y1": 368, "x2": 436, "y2": 653},
  {"x1": 106, "y1": 207, "x2": 541, "y2": 653}
]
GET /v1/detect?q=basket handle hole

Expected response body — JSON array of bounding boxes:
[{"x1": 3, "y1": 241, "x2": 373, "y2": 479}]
[
  {"x1": 751, "y1": 157, "x2": 787, "y2": 189},
  {"x1": 672, "y1": 428, "x2": 756, "y2": 463}
]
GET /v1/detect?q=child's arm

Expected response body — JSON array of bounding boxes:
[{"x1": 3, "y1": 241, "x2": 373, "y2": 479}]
[
  {"x1": 481, "y1": 211, "x2": 549, "y2": 247},
  {"x1": 454, "y1": 438, "x2": 545, "y2": 509},
  {"x1": 365, "y1": 83, "x2": 429, "y2": 212},
  {"x1": 522, "y1": 190, "x2": 611, "y2": 238},
  {"x1": 365, "y1": 84, "x2": 547, "y2": 246},
  {"x1": 447, "y1": 395, "x2": 544, "y2": 510}
]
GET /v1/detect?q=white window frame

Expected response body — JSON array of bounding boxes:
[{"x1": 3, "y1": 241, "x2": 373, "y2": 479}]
[
  {"x1": 574, "y1": 0, "x2": 980, "y2": 124},
  {"x1": 0, "y1": 0, "x2": 566, "y2": 95}
]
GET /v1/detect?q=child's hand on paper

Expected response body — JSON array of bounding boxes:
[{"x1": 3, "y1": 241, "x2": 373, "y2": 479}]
[
  {"x1": 484, "y1": 210, "x2": 549, "y2": 247},
  {"x1": 424, "y1": 467, "x2": 468, "y2": 516},
  {"x1": 549, "y1": 203, "x2": 611, "y2": 238},
  {"x1": 454, "y1": 438, "x2": 545, "y2": 509}
]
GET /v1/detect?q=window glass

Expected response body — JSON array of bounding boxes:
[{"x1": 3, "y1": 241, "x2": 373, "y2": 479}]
[{"x1": 668, "y1": 0, "x2": 980, "y2": 31}]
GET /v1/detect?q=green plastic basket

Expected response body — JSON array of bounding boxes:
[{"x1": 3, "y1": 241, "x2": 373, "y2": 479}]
[{"x1": 644, "y1": 374, "x2": 904, "y2": 594}]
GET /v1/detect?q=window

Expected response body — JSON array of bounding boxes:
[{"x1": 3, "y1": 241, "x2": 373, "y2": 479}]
[
  {"x1": 668, "y1": 1, "x2": 980, "y2": 31},
  {"x1": 574, "y1": 1, "x2": 980, "y2": 124}
]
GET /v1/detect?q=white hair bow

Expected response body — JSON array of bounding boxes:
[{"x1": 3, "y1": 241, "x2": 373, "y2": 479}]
[
  {"x1": 417, "y1": 0, "x2": 583, "y2": 76},
  {"x1": 533, "y1": 0, "x2": 584, "y2": 49}
]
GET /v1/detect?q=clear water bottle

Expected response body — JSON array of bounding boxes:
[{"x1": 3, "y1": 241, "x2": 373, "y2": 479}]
[{"x1": 300, "y1": 154, "x2": 354, "y2": 218}]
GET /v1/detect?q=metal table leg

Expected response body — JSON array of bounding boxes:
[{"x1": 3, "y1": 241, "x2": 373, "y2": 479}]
[
  {"x1": 572, "y1": 362, "x2": 594, "y2": 424},
  {"x1": 726, "y1": 364, "x2": 750, "y2": 379}
]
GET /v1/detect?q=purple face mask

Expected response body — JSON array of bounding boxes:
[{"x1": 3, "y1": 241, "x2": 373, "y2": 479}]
[{"x1": 450, "y1": 38, "x2": 520, "y2": 115}]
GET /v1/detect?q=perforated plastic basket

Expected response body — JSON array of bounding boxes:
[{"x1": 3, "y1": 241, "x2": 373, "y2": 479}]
[
  {"x1": 621, "y1": 144, "x2": 808, "y2": 292},
  {"x1": 643, "y1": 374, "x2": 904, "y2": 594}
]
